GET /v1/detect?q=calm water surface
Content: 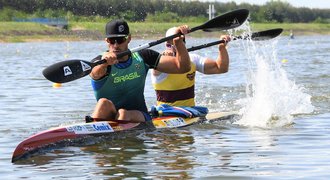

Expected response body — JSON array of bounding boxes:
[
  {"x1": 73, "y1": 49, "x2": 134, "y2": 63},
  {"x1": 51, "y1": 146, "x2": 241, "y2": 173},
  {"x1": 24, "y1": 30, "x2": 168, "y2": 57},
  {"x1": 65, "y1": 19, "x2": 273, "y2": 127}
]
[{"x1": 1, "y1": 35, "x2": 329, "y2": 179}]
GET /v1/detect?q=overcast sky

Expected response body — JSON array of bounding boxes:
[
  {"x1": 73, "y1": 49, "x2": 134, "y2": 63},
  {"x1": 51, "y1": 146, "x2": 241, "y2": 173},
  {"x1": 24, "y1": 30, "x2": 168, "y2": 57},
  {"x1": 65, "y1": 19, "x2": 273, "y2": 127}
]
[{"x1": 201, "y1": 0, "x2": 330, "y2": 9}]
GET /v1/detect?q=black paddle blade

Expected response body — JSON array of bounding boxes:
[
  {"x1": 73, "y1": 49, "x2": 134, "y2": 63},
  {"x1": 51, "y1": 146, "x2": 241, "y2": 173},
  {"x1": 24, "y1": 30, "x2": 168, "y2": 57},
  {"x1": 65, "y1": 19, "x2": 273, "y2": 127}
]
[
  {"x1": 251, "y1": 28, "x2": 283, "y2": 41},
  {"x1": 42, "y1": 60, "x2": 94, "y2": 83},
  {"x1": 198, "y1": 9, "x2": 249, "y2": 32}
]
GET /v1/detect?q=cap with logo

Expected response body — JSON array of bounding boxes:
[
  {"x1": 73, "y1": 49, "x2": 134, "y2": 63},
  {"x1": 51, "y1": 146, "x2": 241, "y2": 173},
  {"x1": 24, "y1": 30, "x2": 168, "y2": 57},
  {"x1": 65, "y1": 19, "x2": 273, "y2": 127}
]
[{"x1": 105, "y1": 19, "x2": 130, "y2": 38}]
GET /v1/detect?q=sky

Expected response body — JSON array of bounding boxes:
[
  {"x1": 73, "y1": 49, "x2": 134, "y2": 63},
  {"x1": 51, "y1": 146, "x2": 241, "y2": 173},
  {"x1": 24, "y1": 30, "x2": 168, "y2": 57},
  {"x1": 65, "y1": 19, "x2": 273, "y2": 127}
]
[{"x1": 201, "y1": 0, "x2": 330, "y2": 9}]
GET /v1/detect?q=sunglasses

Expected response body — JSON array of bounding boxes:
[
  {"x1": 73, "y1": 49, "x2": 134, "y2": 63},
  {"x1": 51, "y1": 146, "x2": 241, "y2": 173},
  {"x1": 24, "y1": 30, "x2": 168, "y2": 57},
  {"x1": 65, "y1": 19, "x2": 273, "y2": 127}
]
[
  {"x1": 165, "y1": 43, "x2": 175, "y2": 49},
  {"x1": 106, "y1": 36, "x2": 127, "y2": 45}
]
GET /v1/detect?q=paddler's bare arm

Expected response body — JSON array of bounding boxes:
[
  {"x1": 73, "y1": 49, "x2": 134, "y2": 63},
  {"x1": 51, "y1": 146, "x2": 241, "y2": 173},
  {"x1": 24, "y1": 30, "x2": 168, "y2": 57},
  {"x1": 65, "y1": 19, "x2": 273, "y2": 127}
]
[
  {"x1": 203, "y1": 35, "x2": 231, "y2": 74},
  {"x1": 156, "y1": 25, "x2": 191, "y2": 74},
  {"x1": 90, "y1": 52, "x2": 119, "y2": 80}
]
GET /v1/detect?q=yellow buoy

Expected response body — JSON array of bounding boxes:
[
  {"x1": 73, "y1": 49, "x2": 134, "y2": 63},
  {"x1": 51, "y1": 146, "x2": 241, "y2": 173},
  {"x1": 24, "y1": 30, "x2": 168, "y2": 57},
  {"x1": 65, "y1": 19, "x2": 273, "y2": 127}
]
[
  {"x1": 53, "y1": 83, "x2": 62, "y2": 88},
  {"x1": 281, "y1": 59, "x2": 288, "y2": 63}
]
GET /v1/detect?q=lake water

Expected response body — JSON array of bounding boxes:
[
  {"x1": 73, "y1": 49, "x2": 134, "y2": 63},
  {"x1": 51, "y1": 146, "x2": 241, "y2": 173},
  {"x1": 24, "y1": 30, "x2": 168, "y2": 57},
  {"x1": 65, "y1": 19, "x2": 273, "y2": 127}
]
[{"x1": 1, "y1": 33, "x2": 329, "y2": 179}]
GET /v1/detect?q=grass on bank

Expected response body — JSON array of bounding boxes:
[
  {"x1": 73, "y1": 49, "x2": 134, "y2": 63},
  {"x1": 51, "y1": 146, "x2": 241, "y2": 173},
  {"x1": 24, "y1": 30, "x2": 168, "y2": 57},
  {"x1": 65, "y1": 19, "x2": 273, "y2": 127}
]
[
  {"x1": 68, "y1": 21, "x2": 330, "y2": 36},
  {"x1": 0, "y1": 22, "x2": 79, "y2": 42},
  {"x1": 1, "y1": 21, "x2": 330, "y2": 42}
]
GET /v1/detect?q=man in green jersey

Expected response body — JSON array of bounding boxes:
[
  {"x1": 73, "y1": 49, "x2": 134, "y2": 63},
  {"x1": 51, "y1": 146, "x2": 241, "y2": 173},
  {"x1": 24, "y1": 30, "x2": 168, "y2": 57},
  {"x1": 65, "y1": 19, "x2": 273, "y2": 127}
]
[{"x1": 90, "y1": 19, "x2": 190, "y2": 122}]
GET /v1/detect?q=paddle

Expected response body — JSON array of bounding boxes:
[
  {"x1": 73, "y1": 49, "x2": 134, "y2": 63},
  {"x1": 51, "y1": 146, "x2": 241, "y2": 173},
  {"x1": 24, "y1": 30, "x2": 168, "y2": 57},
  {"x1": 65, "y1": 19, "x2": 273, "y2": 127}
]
[
  {"x1": 187, "y1": 28, "x2": 283, "y2": 52},
  {"x1": 42, "y1": 9, "x2": 249, "y2": 83}
]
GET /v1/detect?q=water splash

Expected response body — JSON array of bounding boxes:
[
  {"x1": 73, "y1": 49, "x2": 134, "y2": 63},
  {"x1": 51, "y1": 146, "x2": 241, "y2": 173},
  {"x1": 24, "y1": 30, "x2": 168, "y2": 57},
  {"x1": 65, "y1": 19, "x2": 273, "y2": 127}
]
[{"x1": 234, "y1": 24, "x2": 314, "y2": 128}]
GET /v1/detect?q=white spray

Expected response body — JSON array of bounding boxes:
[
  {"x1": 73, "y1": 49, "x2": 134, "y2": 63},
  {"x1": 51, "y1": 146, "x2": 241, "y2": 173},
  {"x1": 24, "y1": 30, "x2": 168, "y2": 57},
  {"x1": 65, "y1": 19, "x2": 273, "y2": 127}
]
[{"x1": 234, "y1": 24, "x2": 314, "y2": 128}]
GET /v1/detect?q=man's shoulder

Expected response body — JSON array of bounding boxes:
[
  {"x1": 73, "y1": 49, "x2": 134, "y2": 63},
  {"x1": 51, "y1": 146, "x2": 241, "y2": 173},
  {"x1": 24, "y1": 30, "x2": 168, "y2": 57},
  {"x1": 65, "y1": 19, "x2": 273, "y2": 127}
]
[
  {"x1": 189, "y1": 53, "x2": 205, "y2": 63},
  {"x1": 138, "y1": 49, "x2": 160, "y2": 65}
]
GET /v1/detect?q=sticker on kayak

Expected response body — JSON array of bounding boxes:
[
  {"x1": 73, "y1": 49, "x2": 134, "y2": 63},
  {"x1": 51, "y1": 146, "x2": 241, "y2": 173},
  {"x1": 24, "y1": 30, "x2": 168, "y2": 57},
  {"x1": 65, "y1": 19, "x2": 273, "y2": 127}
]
[
  {"x1": 66, "y1": 122, "x2": 114, "y2": 134},
  {"x1": 162, "y1": 117, "x2": 186, "y2": 127}
]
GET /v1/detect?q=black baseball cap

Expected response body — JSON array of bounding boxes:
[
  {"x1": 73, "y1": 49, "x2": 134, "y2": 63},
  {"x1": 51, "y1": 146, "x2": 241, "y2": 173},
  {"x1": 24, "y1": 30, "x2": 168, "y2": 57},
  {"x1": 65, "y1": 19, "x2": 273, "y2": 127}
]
[{"x1": 105, "y1": 19, "x2": 129, "y2": 38}]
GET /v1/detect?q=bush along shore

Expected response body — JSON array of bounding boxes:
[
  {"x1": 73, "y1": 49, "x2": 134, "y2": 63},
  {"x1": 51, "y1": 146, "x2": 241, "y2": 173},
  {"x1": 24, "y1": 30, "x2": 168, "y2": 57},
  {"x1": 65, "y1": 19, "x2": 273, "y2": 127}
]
[{"x1": 1, "y1": 21, "x2": 330, "y2": 43}]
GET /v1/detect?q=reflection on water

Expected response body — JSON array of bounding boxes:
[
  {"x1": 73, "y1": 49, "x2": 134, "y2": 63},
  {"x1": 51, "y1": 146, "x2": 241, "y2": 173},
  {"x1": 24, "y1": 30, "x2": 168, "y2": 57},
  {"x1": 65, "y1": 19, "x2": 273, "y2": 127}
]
[
  {"x1": 81, "y1": 137, "x2": 148, "y2": 179},
  {"x1": 1, "y1": 35, "x2": 330, "y2": 179}
]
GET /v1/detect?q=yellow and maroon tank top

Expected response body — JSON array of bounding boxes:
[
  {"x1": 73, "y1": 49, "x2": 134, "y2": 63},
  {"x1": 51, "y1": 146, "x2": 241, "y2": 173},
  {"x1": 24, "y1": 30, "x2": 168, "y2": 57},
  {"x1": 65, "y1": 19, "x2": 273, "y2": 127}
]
[{"x1": 152, "y1": 62, "x2": 196, "y2": 106}]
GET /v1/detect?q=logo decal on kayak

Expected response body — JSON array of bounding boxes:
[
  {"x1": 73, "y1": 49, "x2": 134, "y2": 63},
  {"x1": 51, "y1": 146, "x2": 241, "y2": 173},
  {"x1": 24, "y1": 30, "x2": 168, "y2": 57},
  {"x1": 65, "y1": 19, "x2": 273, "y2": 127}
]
[
  {"x1": 80, "y1": 61, "x2": 91, "y2": 72},
  {"x1": 66, "y1": 122, "x2": 114, "y2": 134},
  {"x1": 63, "y1": 66, "x2": 72, "y2": 76},
  {"x1": 162, "y1": 117, "x2": 186, "y2": 127}
]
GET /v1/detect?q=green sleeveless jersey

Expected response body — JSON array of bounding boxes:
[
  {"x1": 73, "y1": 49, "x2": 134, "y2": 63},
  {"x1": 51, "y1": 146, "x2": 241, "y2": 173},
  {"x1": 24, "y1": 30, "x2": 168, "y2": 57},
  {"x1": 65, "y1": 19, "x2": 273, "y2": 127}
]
[{"x1": 92, "y1": 52, "x2": 152, "y2": 113}]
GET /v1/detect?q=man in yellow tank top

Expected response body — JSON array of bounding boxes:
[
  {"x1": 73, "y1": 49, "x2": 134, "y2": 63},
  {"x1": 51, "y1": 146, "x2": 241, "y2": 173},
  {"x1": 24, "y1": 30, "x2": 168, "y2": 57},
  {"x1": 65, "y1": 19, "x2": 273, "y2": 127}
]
[{"x1": 151, "y1": 27, "x2": 231, "y2": 106}]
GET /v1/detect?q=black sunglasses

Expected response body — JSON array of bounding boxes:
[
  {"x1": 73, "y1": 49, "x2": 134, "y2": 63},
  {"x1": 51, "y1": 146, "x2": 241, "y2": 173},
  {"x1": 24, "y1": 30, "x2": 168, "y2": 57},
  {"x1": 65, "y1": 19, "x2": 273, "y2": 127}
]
[
  {"x1": 165, "y1": 43, "x2": 175, "y2": 49},
  {"x1": 107, "y1": 36, "x2": 127, "y2": 45}
]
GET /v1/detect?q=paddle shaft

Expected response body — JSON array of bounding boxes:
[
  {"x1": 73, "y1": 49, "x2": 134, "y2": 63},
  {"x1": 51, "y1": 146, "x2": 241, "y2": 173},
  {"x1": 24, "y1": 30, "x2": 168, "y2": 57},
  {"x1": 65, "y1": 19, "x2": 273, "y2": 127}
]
[
  {"x1": 188, "y1": 40, "x2": 226, "y2": 52},
  {"x1": 187, "y1": 37, "x2": 241, "y2": 52},
  {"x1": 187, "y1": 28, "x2": 283, "y2": 52}
]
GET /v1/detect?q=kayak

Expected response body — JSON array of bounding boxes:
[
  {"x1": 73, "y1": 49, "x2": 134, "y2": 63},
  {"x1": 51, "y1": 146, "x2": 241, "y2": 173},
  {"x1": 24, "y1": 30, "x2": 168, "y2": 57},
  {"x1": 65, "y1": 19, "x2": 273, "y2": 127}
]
[{"x1": 11, "y1": 112, "x2": 236, "y2": 162}]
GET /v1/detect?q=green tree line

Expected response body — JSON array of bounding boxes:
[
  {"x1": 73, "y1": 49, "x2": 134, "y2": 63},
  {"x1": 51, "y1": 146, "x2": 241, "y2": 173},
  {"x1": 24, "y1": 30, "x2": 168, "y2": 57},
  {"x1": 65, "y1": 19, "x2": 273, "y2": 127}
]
[{"x1": 0, "y1": 0, "x2": 329, "y2": 23}]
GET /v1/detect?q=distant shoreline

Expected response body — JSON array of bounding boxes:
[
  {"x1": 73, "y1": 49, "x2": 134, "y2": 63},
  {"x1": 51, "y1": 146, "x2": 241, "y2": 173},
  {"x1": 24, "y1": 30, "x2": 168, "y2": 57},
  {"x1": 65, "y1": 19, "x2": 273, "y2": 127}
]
[{"x1": 1, "y1": 22, "x2": 329, "y2": 43}]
